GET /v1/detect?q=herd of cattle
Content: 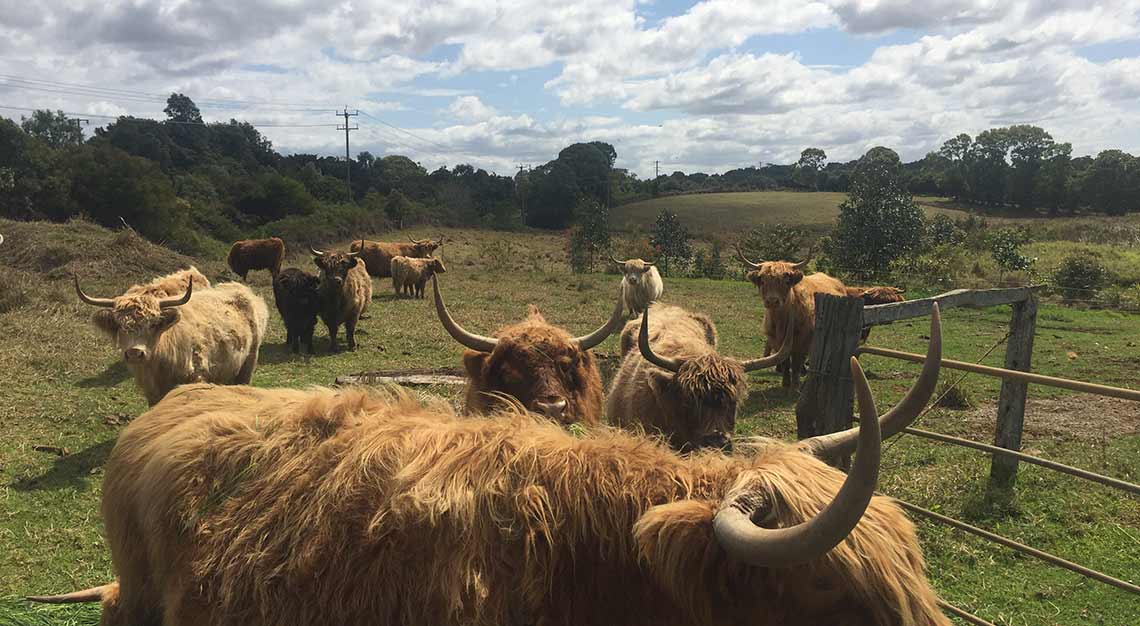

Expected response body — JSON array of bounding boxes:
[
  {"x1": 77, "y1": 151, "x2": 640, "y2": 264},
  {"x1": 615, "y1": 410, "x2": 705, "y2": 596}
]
[{"x1": 38, "y1": 234, "x2": 955, "y2": 626}]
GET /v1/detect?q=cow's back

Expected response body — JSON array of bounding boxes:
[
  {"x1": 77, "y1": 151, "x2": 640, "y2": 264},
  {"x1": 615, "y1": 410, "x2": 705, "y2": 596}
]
[{"x1": 357, "y1": 241, "x2": 415, "y2": 277}]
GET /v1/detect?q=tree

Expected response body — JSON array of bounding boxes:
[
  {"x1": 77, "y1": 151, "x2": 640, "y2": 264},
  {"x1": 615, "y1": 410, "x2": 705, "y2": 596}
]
[
  {"x1": 20, "y1": 110, "x2": 84, "y2": 148},
  {"x1": 567, "y1": 199, "x2": 610, "y2": 273},
  {"x1": 938, "y1": 134, "x2": 973, "y2": 201},
  {"x1": 526, "y1": 160, "x2": 579, "y2": 229},
  {"x1": 649, "y1": 210, "x2": 692, "y2": 276},
  {"x1": 1082, "y1": 150, "x2": 1138, "y2": 215},
  {"x1": 823, "y1": 147, "x2": 925, "y2": 278},
  {"x1": 557, "y1": 142, "x2": 611, "y2": 205},
  {"x1": 738, "y1": 224, "x2": 809, "y2": 264},
  {"x1": 66, "y1": 144, "x2": 182, "y2": 240},
  {"x1": 794, "y1": 147, "x2": 826, "y2": 190},
  {"x1": 164, "y1": 93, "x2": 203, "y2": 124},
  {"x1": 1007, "y1": 125, "x2": 1054, "y2": 208},
  {"x1": 385, "y1": 189, "x2": 417, "y2": 229},
  {"x1": 1035, "y1": 142, "x2": 1074, "y2": 215}
]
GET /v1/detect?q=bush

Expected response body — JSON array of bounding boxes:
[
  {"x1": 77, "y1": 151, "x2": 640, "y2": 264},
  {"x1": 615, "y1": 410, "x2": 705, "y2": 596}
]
[
  {"x1": 261, "y1": 203, "x2": 389, "y2": 248},
  {"x1": 988, "y1": 229, "x2": 1036, "y2": 278},
  {"x1": 925, "y1": 214, "x2": 967, "y2": 247},
  {"x1": 1054, "y1": 252, "x2": 1110, "y2": 302},
  {"x1": 737, "y1": 223, "x2": 809, "y2": 264},
  {"x1": 691, "y1": 238, "x2": 728, "y2": 280},
  {"x1": 649, "y1": 210, "x2": 692, "y2": 276}
]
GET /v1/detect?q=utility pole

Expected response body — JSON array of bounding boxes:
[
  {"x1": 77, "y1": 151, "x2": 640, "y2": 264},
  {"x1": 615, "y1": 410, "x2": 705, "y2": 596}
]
[
  {"x1": 70, "y1": 118, "x2": 88, "y2": 144},
  {"x1": 655, "y1": 160, "x2": 659, "y2": 179},
  {"x1": 336, "y1": 107, "x2": 359, "y2": 203}
]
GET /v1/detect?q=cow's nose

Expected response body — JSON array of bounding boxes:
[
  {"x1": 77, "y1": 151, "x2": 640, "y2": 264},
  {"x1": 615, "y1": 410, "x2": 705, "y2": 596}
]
[
  {"x1": 534, "y1": 397, "x2": 568, "y2": 420},
  {"x1": 124, "y1": 347, "x2": 146, "y2": 361},
  {"x1": 699, "y1": 432, "x2": 732, "y2": 452}
]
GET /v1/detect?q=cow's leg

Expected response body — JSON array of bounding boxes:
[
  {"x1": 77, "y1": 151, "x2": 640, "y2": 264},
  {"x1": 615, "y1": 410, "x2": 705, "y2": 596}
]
[
  {"x1": 304, "y1": 327, "x2": 315, "y2": 354},
  {"x1": 285, "y1": 326, "x2": 295, "y2": 352},
  {"x1": 345, "y1": 318, "x2": 357, "y2": 351},
  {"x1": 327, "y1": 322, "x2": 340, "y2": 353},
  {"x1": 789, "y1": 353, "x2": 806, "y2": 388},
  {"x1": 235, "y1": 349, "x2": 259, "y2": 385}
]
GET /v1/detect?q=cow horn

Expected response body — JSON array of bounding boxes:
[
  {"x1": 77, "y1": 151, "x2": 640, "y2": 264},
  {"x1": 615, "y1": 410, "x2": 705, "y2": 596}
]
[
  {"x1": 792, "y1": 259, "x2": 810, "y2": 270},
  {"x1": 27, "y1": 583, "x2": 116, "y2": 604},
  {"x1": 574, "y1": 281, "x2": 626, "y2": 350},
  {"x1": 310, "y1": 246, "x2": 326, "y2": 257},
  {"x1": 610, "y1": 255, "x2": 624, "y2": 266},
  {"x1": 158, "y1": 278, "x2": 193, "y2": 309},
  {"x1": 713, "y1": 356, "x2": 879, "y2": 567},
  {"x1": 347, "y1": 239, "x2": 364, "y2": 257},
  {"x1": 432, "y1": 276, "x2": 498, "y2": 353},
  {"x1": 739, "y1": 307, "x2": 795, "y2": 372},
  {"x1": 74, "y1": 276, "x2": 115, "y2": 308},
  {"x1": 801, "y1": 304, "x2": 941, "y2": 460},
  {"x1": 637, "y1": 306, "x2": 683, "y2": 372},
  {"x1": 736, "y1": 245, "x2": 762, "y2": 270}
]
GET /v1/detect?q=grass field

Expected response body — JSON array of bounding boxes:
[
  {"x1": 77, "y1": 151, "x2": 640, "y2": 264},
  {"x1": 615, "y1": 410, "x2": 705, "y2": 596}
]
[{"x1": 1, "y1": 217, "x2": 1138, "y2": 625}]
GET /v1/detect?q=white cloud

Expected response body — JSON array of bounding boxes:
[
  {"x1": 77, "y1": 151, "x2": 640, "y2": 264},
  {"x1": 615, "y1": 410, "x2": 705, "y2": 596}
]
[{"x1": 446, "y1": 95, "x2": 497, "y2": 122}]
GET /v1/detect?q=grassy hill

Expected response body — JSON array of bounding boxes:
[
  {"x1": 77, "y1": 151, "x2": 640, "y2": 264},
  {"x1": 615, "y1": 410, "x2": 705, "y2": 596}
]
[
  {"x1": 611, "y1": 191, "x2": 972, "y2": 236},
  {"x1": 1, "y1": 218, "x2": 1138, "y2": 626}
]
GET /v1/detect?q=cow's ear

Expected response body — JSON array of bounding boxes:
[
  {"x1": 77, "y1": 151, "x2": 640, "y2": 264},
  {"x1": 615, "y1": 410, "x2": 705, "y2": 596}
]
[
  {"x1": 647, "y1": 369, "x2": 674, "y2": 396},
  {"x1": 155, "y1": 309, "x2": 181, "y2": 332},
  {"x1": 633, "y1": 500, "x2": 724, "y2": 615},
  {"x1": 785, "y1": 270, "x2": 803, "y2": 286},
  {"x1": 92, "y1": 310, "x2": 118, "y2": 337},
  {"x1": 462, "y1": 350, "x2": 490, "y2": 380},
  {"x1": 348, "y1": 258, "x2": 359, "y2": 268},
  {"x1": 746, "y1": 271, "x2": 762, "y2": 286}
]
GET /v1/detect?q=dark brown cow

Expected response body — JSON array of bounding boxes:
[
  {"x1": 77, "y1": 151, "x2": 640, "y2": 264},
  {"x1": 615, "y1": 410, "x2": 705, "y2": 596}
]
[
  {"x1": 227, "y1": 237, "x2": 285, "y2": 281},
  {"x1": 350, "y1": 236, "x2": 442, "y2": 278},
  {"x1": 311, "y1": 243, "x2": 371, "y2": 352},
  {"x1": 846, "y1": 286, "x2": 907, "y2": 341},
  {"x1": 432, "y1": 276, "x2": 624, "y2": 425},
  {"x1": 28, "y1": 311, "x2": 946, "y2": 625},
  {"x1": 272, "y1": 268, "x2": 321, "y2": 354}
]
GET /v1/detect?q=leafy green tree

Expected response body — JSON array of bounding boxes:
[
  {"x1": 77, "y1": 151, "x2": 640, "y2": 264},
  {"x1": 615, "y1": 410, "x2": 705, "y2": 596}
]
[
  {"x1": 66, "y1": 144, "x2": 182, "y2": 240},
  {"x1": 164, "y1": 93, "x2": 203, "y2": 124},
  {"x1": 567, "y1": 199, "x2": 610, "y2": 273},
  {"x1": 649, "y1": 210, "x2": 692, "y2": 276},
  {"x1": 385, "y1": 189, "x2": 418, "y2": 229},
  {"x1": 235, "y1": 173, "x2": 316, "y2": 225},
  {"x1": 1035, "y1": 142, "x2": 1074, "y2": 215},
  {"x1": 557, "y1": 142, "x2": 611, "y2": 205},
  {"x1": 1082, "y1": 150, "x2": 1138, "y2": 215},
  {"x1": 1007, "y1": 125, "x2": 1054, "y2": 208},
  {"x1": 20, "y1": 110, "x2": 84, "y2": 148},
  {"x1": 738, "y1": 223, "x2": 809, "y2": 263},
  {"x1": 823, "y1": 147, "x2": 926, "y2": 278},
  {"x1": 794, "y1": 147, "x2": 826, "y2": 190},
  {"x1": 526, "y1": 160, "x2": 579, "y2": 229},
  {"x1": 988, "y1": 229, "x2": 1036, "y2": 278}
]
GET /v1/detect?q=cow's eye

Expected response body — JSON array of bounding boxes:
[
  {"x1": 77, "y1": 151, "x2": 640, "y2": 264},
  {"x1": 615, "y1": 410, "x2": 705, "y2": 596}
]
[{"x1": 557, "y1": 356, "x2": 574, "y2": 373}]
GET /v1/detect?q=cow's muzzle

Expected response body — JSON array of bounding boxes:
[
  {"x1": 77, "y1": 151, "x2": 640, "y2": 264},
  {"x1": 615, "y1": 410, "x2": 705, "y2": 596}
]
[
  {"x1": 534, "y1": 397, "x2": 568, "y2": 421},
  {"x1": 698, "y1": 431, "x2": 733, "y2": 452},
  {"x1": 124, "y1": 347, "x2": 147, "y2": 361}
]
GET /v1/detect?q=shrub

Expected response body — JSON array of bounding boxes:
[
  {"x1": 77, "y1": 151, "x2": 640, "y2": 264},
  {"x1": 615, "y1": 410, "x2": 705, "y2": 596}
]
[
  {"x1": 649, "y1": 210, "x2": 692, "y2": 277},
  {"x1": 261, "y1": 203, "x2": 389, "y2": 248},
  {"x1": 1054, "y1": 252, "x2": 1110, "y2": 302},
  {"x1": 737, "y1": 223, "x2": 809, "y2": 264},
  {"x1": 925, "y1": 214, "x2": 966, "y2": 247},
  {"x1": 691, "y1": 238, "x2": 728, "y2": 280},
  {"x1": 988, "y1": 229, "x2": 1036, "y2": 279},
  {"x1": 934, "y1": 381, "x2": 974, "y2": 410}
]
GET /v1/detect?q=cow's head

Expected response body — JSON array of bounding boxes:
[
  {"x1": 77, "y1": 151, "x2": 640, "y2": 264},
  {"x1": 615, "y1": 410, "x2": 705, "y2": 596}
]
[
  {"x1": 76, "y1": 276, "x2": 193, "y2": 363},
  {"x1": 311, "y1": 243, "x2": 362, "y2": 288},
  {"x1": 738, "y1": 248, "x2": 808, "y2": 309},
  {"x1": 426, "y1": 258, "x2": 447, "y2": 275},
  {"x1": 410, "y1": 235, "x2": 443, "y2": 258},
  {"x1": 433, "y1": 276, "x2": 624, "y2": 425},
  {"x1": 637, "y1": 306, "x2": 793, "y2": 452},
  {"x1": 611, "y1": 256, "x2": 654, "y2": 286}
]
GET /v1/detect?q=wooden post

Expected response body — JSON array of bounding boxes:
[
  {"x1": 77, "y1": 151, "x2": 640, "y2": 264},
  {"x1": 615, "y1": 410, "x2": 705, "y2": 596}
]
[
  {"x1": 989, "y1": 294, "x2": 1038, "y2": 488},
  {"x1": 795, "y1": 294, "x2": 864, "y2": 467}
]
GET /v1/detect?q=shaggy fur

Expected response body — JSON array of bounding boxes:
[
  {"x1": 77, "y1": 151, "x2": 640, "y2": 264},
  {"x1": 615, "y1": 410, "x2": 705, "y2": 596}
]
[
  {"x1": 617, "y1": 259, "x2": 664, "y2": 317},
  {"x1": 351, "y1": 238, "x2": 440, "y2": 278},
  {"x1": 462, "y1": 306, "x2": 605, "y2": 425},
  {"x1": 80, "y1": 383, "x2": 948, "y2": 626},
  {"x1": 89, "y1": 269, "x2": 268, "y2": 405},
  {"x1": 609, "y1": 304, "x2": 748, "y2": 452},
  {"x1": 227, "y1": 238, "x2": 284, "y2": 281},
  {"x1": 272, "y1": 268, "x2": 321, "y2": 354},
  {"x1": 391, "y1": 256, "x2": 447, "y2": 298},
  {"x1": 747, "y1": 262, "x2": 847, "y2": 388},
  {"x1": 846, "y1": 286, "x2": 907, "y2": 342},
  {"x1": 314, "y1": 251, "x2": 371, "y2": 353}
]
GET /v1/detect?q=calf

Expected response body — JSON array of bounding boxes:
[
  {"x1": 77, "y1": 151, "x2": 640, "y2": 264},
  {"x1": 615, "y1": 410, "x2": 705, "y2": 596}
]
[
  {"x1": 227, "y1": 237, "x2": 285, "y2": 281},
  {"x1": 272, "y1": 268, "x2": 321, "y2": 354},
  {"x1": 351, "y1": 236, "x2": 442, "y2": 278},
  {"x1": 391, "y1": 256, "x2": 447, "y2": 298},
  {"x1": 611, "y1": 256, "x2": 663, "y2": 317},
  {"x1": 312, "y1": 242, "x2": 371, "y2": 352}
]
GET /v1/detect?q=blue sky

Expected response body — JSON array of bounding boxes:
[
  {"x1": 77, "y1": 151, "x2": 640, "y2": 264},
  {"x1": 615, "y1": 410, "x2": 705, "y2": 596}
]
[{"x1": 2, "y1": 1, "x2": 1139, "y2": 178}]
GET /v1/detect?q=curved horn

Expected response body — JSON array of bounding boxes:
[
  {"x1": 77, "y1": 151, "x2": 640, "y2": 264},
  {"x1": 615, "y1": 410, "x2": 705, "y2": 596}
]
[
  {"x1": 736, "y1": 245, "x2": 761, "y2": 270},
  {"x1": 158, "y1": 277, "x2": 193, "y2": 309},
  {"x1": 574, "y1": 282, "x2": 626, "y2": 350},
  {"x1": 739, "y1": 308, "x2": 795, "y2": 372},
  {"x1": 410, "y1": 236, "x2": 428, "y2": 244},
  {"x1": 27, "y1": 583, "x2": 116, "y2": 604},
  {"x1": 610, "y1": 255, "x2": 624, "y2": 266},
  {"x1": 792, "y1": 259, "x2": 810, "y2": 270},
  {"x1": 74, "y1": 276, "x2": 115, "y2": 308},
  {"x1": 637, "y1": 307, "x2": 683, "y2": 372},
  {"x1": 802, "y1": 304, "x2": 941, "y2": 459},
  {"x1": 347, "y1": 239, "x2": 364, "y2": 257},
  {"x1": 432, "y1": 276, "x2": 497, "y2": 353},
  {"x1": 309, "y1": 246, "x2": 326, "y2": 257},
  {"x1": 713, "y1": 356, "x2": 879, "y2": 567}
]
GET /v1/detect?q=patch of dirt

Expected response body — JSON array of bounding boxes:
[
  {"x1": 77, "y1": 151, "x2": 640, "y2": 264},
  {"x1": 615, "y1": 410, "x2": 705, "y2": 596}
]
[{"x1": 955, "y1": 395, "x2": 1140, "y2": 442}]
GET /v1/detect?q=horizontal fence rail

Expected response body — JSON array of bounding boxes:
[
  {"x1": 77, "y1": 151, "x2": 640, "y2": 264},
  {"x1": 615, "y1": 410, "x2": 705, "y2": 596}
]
[
  {"x1": 857, "y1": 345, "x2": 1140, "y2": 402},
  {"x1": 938, "y1": 600, "x2": 997, "y2": 626},
  {"x1": 862, "y1": 286, "x2": 1038, "y2": 326},
  {"x1": 894, "y1": 500, "x2": 1140, "y2": 596}
]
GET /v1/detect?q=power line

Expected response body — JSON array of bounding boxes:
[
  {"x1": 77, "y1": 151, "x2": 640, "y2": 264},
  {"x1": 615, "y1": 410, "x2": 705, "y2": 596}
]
[
  {"x1": 337, "y1": 107, "x2": 359, "y2": 203},
  {"x1": 358, "y1": 110, "x2": 452, "y2": 153}
]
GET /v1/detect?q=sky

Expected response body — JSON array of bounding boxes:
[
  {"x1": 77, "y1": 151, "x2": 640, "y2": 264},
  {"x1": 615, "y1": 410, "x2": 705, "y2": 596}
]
[{"x1": 1, "y1": 0, "x2": 1138, "y2": 179}]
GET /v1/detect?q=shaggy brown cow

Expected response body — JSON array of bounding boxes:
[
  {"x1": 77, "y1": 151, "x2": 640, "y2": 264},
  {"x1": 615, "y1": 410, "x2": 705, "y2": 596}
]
[
  {"x1": 846, "y1": 286, "x2": 907, "y2": 341},
  {"x1": 391, "y1": 255, "x2": 447, "y2": 298},
  {"x1": 738, "y1": 250, "x2": 847, "y2": 388},
  {"x1": 273, "y1": 268, "x2": 321, "y2": 354},
  {"x1": 76, "y1": 268, "x2": 269, "y2": 405},
  {"x1": 608, "y1": 303, "x2": 793, "y2": 452},
  {"x1": 227, "y1": 237, "x2": 284, "y2": 281},
  {"x1": 312, "y1": 243, "x2": 371, "y2": 352},
  {"x1": 432, "y1": 276, "x2": 624, "y2": 425},
  {"x1": 28, "y1": 315, "x2": 946, "y2": 625},
  {"x1": 350, "y1": 235, "x2": 442, "y2": 278}
]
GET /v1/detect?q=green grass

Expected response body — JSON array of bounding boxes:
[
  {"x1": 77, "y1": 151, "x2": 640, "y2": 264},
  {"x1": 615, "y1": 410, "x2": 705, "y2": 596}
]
[
  {"x1": 1, "y1": 218, "x2": 1138, "y2": 625},
  {"x1": 612, "y1": 191, "x2": 971, "y2": 236}
]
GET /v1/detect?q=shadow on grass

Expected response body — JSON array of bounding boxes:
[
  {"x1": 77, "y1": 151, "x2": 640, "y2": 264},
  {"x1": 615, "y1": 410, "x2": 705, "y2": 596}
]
[
  {"x1": 75, "y1": 361, "x2": 131, "y2": 388},
  {"x1": 10, "y1": 439, "x2": 115, "y2": 493},
  {"x1": 256, "y1": 341, "x2": 348, "y2": 366}
]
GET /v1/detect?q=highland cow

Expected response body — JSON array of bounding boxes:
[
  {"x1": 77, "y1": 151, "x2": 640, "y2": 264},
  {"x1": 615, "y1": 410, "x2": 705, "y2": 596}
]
[
  {"x1": 227, "y1": 237, "x2": 285, "y2": 282},
  {"x1": 29, "y1": 312, "x2": 946, "y2": 626},
  {"x1": 846, "y1": 286, "x2": 907, "y2": 342},
  {"x1": 76, "y1": 268, "x2": 268, "y2": 405},
  {"x1": 432, "y1": 276, "x2": 625, "y2": 425},
  {"x1": 738, "y1": 250, "x2": 847, "y2": 388},
  {"x1": 272, "y1": 268, "x2": 321, "y2": 354},
  {"x1": 611, "y1": 256, "x2": 663, "y2": 317},
  {"x1": 607, "y1": 303, "x2": 793, "y2": 452},
  {"x1": 391, "y1": 255, "x2": 447, "y2": 298},
  {"x1": 312, "y1": 243, "x2": 371, "y2": 352},
  {"x1": 351, "y1": 236, "x2": 442, "y2": 278}
]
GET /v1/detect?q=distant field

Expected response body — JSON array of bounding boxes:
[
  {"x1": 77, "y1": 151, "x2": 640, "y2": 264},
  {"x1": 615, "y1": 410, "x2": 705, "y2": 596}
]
[{"x1": 612, "y1": 191, "x2": 971, "y2": 236}]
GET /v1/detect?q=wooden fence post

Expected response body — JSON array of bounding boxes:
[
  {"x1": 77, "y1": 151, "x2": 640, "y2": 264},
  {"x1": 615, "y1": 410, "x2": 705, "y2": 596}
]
[
  {"x1": 989, "y1": 294, "x2": 1038, "y2": 488},
  {"x1": 795, "y1": 294, "x2": 864, "y2": 467}
]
